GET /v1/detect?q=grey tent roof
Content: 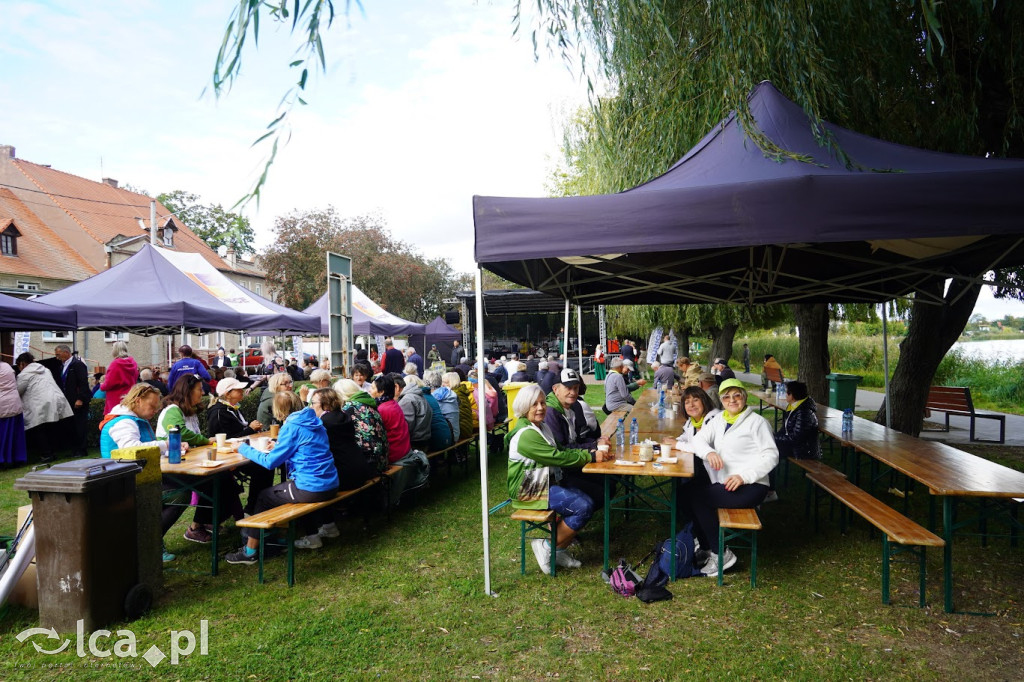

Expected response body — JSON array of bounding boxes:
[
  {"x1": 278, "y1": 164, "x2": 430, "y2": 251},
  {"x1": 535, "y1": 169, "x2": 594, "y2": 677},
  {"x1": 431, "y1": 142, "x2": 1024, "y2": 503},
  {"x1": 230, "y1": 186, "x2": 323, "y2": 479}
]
[
  {"x1": 473, "y1": 81, "x2": 1024, "y2": 305},
  {"x1": 0, "y1": 292, "x2": 76, "y2": 330},
  {"x1": 295, "y1": 286, "x2": 425, "y2": 337}
]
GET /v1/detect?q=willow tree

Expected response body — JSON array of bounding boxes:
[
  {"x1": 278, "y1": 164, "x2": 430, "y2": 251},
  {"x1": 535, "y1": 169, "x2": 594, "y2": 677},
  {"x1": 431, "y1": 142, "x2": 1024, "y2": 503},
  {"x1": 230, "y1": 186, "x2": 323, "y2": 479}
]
[{"x1": 531, "y1": 0, "x2": 1024, "y2": 432}]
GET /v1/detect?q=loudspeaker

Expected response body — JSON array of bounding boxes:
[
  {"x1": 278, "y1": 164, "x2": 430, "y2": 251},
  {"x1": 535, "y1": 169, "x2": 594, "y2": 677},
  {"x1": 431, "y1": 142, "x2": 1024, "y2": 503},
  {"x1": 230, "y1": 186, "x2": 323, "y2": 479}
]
[{"x1": 444, "y1": 310, "x2": 460, "y2": 324}]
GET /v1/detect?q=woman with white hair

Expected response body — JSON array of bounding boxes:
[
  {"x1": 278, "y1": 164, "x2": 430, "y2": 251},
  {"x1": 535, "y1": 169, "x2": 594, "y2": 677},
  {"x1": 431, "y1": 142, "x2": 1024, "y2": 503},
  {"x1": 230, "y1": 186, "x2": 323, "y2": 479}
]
[
  {"x1": 407, "y1": 374, "x2": 453, "y2": 451},
  {"x1": 603, "y1": 356, "x2": 646, "y2": 412},
  {"x1": 256, "y1": 371, "x2": 294, "y2": 427},
  {"x1": 427, "y1": 370, "x2": 460, "y2": 441},
  {"x1": 506, "y1": 384, "x2": 608, "y2": 574},
  {"x1": 100, "y1": 340, "x2": 138, "y2": 415},
  {"x1": 300, "y1": 368, "x2": 333, "y2": 404}
]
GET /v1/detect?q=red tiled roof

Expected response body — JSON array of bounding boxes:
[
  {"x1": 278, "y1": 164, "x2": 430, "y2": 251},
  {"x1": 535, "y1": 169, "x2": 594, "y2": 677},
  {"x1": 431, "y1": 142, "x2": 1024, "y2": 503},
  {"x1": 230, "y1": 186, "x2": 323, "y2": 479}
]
[
  {"x1": 0, "y1": 188, "x2": 96, "y2": 284},
  {"x1": 11, "y1": 159, "x2": 233, "y2": 272}
]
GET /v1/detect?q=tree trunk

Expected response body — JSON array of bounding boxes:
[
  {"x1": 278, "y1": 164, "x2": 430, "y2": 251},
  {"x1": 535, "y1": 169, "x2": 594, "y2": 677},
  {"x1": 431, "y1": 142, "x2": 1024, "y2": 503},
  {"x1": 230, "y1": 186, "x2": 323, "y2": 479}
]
[
  {"x1": 791, "y1": 303, "x2": 831, "y2": 404},
  {"x1": 875, "y1": 279, "x2": 981, "y2": 435},
  {"x1": 708, "y1": 323, "x2": 739, "y2": 369},
  {"x1": 677, "y1": 327, "x2": 691, "y2": 359}
]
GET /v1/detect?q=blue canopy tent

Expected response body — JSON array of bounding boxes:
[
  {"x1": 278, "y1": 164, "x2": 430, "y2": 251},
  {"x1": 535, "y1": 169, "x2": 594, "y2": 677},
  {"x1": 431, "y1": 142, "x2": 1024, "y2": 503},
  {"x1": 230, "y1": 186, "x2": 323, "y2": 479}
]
[
  {"x1": 0, "y1": 292, "x2": 76, "y2": 330},
  {"x1": 37, "y1": 244, "x2": 320, "y2": 335}
]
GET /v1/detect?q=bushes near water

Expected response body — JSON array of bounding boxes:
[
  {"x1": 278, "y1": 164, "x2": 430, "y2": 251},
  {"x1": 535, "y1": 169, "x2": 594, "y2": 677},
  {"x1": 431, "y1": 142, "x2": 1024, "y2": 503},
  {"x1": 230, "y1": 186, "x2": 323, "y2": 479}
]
[{"x1": 733, "y1": 334, "x2": 1022, "y2": 413}]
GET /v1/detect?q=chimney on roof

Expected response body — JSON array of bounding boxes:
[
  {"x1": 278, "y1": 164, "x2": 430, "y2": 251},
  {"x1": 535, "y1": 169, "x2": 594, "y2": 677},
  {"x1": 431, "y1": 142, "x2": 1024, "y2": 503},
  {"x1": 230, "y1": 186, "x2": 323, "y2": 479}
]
[
  {"x1": 101, "y1": 177, "x2": 119, "y2": 188},
  {"x1": 225, "y1": 246, "x2": 236, "y2": 268},
  {"x1": 0, "y1": 145, "x2": 14, "y2": 159}
]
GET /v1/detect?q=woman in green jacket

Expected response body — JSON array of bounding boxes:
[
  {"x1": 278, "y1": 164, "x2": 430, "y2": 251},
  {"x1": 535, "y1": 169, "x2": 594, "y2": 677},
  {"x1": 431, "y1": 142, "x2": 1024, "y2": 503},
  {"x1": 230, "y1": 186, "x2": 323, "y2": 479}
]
[{"x1": 506, "y1": 383, "x2": 609, "y2": 575}]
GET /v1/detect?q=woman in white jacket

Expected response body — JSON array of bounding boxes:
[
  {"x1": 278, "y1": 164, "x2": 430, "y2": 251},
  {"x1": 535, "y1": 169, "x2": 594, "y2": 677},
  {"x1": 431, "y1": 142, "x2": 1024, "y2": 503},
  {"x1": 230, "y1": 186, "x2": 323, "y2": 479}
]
[
  {"x1": 15, "y1": 353, "x2": 72, "y2": 462},
  {"x1": 687, "y1": 378, "x2": 778, "y2": 575}
]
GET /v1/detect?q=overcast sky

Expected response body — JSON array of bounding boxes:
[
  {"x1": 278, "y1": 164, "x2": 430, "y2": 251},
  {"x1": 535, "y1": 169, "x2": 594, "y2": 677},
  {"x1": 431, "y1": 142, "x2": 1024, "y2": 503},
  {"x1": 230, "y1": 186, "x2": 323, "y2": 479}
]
[{"x1": 3, "y1": 0, "x2": 1022, "y2": 321}]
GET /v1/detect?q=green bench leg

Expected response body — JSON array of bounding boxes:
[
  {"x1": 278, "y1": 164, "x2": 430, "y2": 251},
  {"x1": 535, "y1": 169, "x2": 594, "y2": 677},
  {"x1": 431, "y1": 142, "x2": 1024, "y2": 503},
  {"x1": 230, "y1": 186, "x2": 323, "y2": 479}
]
[
  {"x1": 919, "y1": 546, "x2": 927, "y2": 608},
  {"x1": 519, "y1": 518, "x2": 557, "y2": 577},
  {"x1": 882, "y1": 535, "x2": 890, "y2": 605},
  {"x1": 717, "y1": 525, "x2": 758, "y2": 588},
  {"x1": 257, "y1": 529, "x2": 266, "y2": 585},
  {"x1": 717, "y1": 525, "x2": 725, "y2": 587},
  {"x1": 286, "y1": 523, "x2": 297, "y2": 587},
  {"x1": 519, "y1": 521, "x2": 527, "y2": 575},
  {"x1": 750, "y1": 529, "x2": 758, "y2": 588}
]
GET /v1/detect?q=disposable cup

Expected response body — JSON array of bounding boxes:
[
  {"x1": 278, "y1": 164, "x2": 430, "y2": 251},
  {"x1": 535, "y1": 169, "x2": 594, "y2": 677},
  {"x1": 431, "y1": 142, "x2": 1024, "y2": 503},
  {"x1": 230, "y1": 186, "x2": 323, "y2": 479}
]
[
  {"x1": 269, "y1": 424, "x2": 280, "y2": 438},
  {"x1": 216, "y1": 433, "x2": 227, "y2": 448}
]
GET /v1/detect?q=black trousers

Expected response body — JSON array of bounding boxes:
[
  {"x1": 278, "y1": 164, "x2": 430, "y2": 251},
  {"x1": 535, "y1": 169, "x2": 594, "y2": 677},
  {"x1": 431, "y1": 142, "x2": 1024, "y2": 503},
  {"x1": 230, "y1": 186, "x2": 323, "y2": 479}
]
[{"x1": 679, "y1": 457, "x2": 768, "y2": 553}]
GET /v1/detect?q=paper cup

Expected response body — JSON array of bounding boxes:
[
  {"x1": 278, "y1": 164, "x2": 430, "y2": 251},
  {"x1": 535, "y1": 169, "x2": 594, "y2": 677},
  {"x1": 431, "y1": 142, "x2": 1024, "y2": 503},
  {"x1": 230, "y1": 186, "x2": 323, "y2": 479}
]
[
  {"x1": 269, "y1": 424, "x2": 280, "y2": 438},
  {"x1": 597, "y1": 444, "x2": 610, "y2": 453},
  {"x1": 216, "y1": 433, "x2": 227, "y2": 448},
  {"x1": 255, "y1": 437, "x2": 271, "y2": 451}
]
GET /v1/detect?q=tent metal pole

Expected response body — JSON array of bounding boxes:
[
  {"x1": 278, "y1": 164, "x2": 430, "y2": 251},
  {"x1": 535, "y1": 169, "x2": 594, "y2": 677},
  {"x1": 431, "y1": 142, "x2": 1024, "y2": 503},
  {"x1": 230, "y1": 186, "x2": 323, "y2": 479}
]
[
  {"x1": 576, "y1": 305, "x2": 583, "y2": 374},
  {"x1": 475, "y1": 268, "x2": 494, "y2": 596},
  {"x1": 882, "y1": 302, "x2": 892, "y2": 427},
  {"x1": 563, "y1": 300, "x2": 570, "y2": 358}
]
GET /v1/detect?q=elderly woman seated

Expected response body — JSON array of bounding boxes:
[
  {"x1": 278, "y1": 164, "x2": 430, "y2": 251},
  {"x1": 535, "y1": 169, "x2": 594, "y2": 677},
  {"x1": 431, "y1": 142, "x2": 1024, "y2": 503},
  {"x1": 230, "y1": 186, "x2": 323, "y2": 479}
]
[
  {"x1": 404, "y1": 375, "x2": 453, "y2": 451},
  {"x1": 256, "y1": 371, "x2": 294, "y2": 427},
  {"x1": 506, "y1": 383, "x2": 609, "y2": 575},
  {"x1": 395, "y1": 374, "x2": 433, "y2": 452},
  {"x1": 603, "y1": 356, "x2": 647, "y2": 412},
  {"x1": 427, "y1": 370, "x2": 460, "y2": 442},
  {"x1": 300, "y1": 368, "x2": 333, "y2": 404},
  {"x1": 685, "y1": 379, "x2": 778, "y2": 575}
]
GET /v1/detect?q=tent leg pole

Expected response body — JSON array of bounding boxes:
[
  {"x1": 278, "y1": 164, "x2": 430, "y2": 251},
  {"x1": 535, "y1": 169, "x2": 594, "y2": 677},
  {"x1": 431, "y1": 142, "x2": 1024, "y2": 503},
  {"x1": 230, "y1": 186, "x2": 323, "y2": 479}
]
[
  {"x1": 882, "y1": 302, "x2": 891, "y2": 428},
  {"x1": 563, "y1": 300, "x2": 570, "y2": 359},
  {"x1": 475, "y1": 267, "x2": 494, "y2": 597},
  {"x1": 576, "y1": 305, "x2": 583, "y2": 374}
]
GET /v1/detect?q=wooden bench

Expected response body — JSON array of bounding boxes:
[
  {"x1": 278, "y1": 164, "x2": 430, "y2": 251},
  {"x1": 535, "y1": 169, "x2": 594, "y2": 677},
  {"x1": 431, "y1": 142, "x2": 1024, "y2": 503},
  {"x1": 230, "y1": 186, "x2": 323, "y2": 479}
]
[
  {"x1": 716, "y1": 508, "x2": 762, "y2": 588},
  {"x1": 510, "y1": 508, "x2": 558, "y2": 576},
  {"x1": 923, "y1": 386, "x2": 1005, "y2": 444},
  {"x1": 789, "y1": 457, "x2": 846, "y2": 515},
  {"x1": 600, "y1": 409, "x2": 631, "y2": 439},
  {"x1": 763, "y1": 365, "x2": 784, "y2": 388},
  {"x1": 426, "y1": 435, "x2": 478, "y2": 476},
  {"x1": 804, "y1": 470, "x2": 944, "y2": 607},
  {"x1": 236, "y1": 477, "x2": 381, "y2": 586}
]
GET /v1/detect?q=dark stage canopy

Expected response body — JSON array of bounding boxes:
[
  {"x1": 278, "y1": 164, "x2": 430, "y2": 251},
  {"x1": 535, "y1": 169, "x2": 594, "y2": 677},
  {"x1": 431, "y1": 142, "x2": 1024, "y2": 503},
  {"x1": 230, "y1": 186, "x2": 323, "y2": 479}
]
[{"x1": 474, "y1": 82, "x2": 1024, "y2": 306}]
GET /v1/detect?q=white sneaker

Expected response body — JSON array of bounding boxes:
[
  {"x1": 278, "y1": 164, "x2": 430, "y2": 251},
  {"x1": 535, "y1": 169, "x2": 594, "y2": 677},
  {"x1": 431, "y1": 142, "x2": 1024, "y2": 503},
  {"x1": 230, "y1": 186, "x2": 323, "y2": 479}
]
[
  {"x1": 763, "y1": 490, "x2": 779, "y2": 503},
  {"x1": 531, "y1": 538, "x2": 553, "y2": 575},
  {"x1": 318, "y1": 522, "x2": 340, "y2": 538},
  {"x1": 555, "y1": 548, "x2": 581, "y2": 569},
  {"x1": 700, "y1": 547, "x2": 738, "y2": 576},
  {"x1": 294, "y1": 534, "x2": 323, "y2": 550}
]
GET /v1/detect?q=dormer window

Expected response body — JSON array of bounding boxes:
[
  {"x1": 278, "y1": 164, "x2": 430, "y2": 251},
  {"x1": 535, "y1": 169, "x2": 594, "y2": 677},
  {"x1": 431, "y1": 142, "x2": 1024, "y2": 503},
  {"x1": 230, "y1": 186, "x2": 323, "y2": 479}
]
[
  {"x1": 1, "y1": 220, "x2": 20, "y2": 256},
  {"x1": 161, "y1": 217, "x2": 178, "y2": 247}
]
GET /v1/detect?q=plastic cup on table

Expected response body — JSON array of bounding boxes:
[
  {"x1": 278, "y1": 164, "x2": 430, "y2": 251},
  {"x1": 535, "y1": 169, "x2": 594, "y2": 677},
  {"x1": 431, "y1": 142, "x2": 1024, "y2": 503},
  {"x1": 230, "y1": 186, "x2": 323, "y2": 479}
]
[
  {"x1": 215, "y1": 433, "x2": 227, "y2": 448},
  {"x1": 269, "y1": 424, "x2": 280, "y2": 438}
]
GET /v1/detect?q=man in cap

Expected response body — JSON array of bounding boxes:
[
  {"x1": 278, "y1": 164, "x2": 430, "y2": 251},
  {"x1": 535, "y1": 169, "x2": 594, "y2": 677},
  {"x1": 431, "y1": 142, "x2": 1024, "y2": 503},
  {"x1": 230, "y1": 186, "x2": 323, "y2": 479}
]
[
  {"x1": 427, "y1": 344, "x2": 441, "y2": 367},
  {"x1": 712, "y1": 358, "x2": 736, "y2": 384}
]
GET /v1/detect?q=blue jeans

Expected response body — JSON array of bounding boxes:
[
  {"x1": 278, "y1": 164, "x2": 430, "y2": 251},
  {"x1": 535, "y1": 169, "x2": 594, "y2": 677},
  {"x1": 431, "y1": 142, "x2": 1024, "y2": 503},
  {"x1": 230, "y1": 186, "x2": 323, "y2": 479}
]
[{"x1": 548, "y1": 485, "x2": 595, "y2": 532}]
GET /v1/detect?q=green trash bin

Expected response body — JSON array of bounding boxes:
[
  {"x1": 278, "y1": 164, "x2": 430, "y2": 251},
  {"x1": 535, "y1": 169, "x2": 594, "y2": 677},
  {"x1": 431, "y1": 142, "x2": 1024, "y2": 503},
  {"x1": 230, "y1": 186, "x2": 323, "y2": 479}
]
[
  {"x1": 826, "y1": 373, "x2": 862, "y2": 411},
  {"x1": 14, "y1": 459, "x2": 147, "y2": 632}
]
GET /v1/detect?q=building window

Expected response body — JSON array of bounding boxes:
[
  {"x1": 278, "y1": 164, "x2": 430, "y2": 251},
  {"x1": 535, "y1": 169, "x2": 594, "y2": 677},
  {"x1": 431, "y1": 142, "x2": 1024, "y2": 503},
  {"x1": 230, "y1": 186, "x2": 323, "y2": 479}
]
[
  {"x1": 104, "y1": 332, "x2": 129, "y2": 342},
  {"x1": 1, "y1": 222, "x2": 20, "y2": 256},
  {"x1": 255, "y1": 284, "x2": 262, "y2": 296},
  {"x1": 42, "y1": 331, "x2": 72, "y2": 342},
  {"x1": 16, "y1": 281, "x2": 40, "y2": 291}
]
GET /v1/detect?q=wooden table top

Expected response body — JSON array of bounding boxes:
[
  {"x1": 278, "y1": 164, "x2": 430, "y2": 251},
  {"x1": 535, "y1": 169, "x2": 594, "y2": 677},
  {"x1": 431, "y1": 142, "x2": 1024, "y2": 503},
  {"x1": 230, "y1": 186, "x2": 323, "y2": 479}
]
[
  {"x1": 160, "y1": 431, "x2": 271, "y2": 476},
  {"x1": 583, "y1": 449, "x2": 694, "y2": 478},
  {"x1": 753, "y1": 390, "x2": 1024, "y2": 498}
]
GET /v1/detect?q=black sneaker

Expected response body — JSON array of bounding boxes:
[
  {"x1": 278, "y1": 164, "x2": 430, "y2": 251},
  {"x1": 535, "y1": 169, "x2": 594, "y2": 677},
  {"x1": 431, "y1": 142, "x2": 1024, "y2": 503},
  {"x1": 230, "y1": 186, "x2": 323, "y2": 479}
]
[{"x1": 225, "y1": 547, "x2": 257, "y2": 565}]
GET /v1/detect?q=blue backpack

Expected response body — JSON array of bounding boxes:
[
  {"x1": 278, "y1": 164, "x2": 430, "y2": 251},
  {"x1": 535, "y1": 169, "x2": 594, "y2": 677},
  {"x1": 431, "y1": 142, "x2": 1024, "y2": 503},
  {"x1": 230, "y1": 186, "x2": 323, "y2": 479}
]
[{"x1": 644, "y1": 522, "x2": 704, "y2": 587}]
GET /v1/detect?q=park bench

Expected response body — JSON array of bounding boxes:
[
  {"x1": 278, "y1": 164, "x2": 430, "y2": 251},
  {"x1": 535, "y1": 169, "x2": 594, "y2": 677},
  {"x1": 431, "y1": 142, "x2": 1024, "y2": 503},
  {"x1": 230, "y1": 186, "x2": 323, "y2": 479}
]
[
  {"x1": 235, "y1": 477, "x2": 382, "y2": 586},
  {"x1": 923, "y1": 386, "x2": 1006, "y2": 444},
  {"x1": 600, "y1": 409, "x2": 631, "y2": 439},
  {"x1": 804, "y1": 467, "x2": 944, "y2": 607},
  {"x1": 763, "y1": 365, "x2": 784, "y2": 389},
  {"x1": 715, "y1": 508, "x2": 761, "y2": 588}
]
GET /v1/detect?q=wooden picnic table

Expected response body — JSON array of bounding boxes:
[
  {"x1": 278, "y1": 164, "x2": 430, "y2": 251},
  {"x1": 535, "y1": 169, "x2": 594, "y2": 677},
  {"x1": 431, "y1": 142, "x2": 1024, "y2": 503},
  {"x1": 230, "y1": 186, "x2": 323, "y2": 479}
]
[
  {"x1": 586, "y1": 390, "x2": 694, "y2": 578},
  {"x1": 161, "y1": 434, "x2": 268, "y2": 576},
  {"x1": 754, "y1": 390, "x2": 1024, "y2": 612}
]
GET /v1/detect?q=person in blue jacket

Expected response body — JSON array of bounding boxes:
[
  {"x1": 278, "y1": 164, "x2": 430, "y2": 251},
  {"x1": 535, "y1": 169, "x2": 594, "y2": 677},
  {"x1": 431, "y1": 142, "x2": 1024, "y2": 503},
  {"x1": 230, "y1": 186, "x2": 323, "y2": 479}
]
[
  {"x1": 167, "y1": 345, "x2": 211, "y2": 392},
  {"x1": 226, "y1": 391, "x2": 339, "y2": 565}
]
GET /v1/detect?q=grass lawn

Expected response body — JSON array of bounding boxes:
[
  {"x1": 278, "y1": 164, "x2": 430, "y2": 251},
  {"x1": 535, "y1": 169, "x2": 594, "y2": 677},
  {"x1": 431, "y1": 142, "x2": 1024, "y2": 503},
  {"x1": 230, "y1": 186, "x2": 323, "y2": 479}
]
[{"x1": 0, "y1": 385, "x2": 1021, "y2": 680}]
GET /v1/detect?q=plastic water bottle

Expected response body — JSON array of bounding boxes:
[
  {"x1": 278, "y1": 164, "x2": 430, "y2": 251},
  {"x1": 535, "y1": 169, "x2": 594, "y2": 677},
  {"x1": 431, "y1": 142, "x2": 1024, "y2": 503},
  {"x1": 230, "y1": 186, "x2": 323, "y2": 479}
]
[
  {"x1": 616, "y1": 418, "x2": 625, "y2": 450},
  {"x1": 658, "y1": 400, "x2": 665, "y2": 420},
  {"x1": 776, "y1": 382, "x2": 785, "y2": 401},
  {"x1": 659, "y1": 387, "x2": 666, "y2": 407},
  {"x1": 842, "y1": 409, "x2": 854, "y2": 438},
  {"x1": 654, "y1": 379, "x2": 662, "y2": 393},
  {"x1": 630, "y1": 417, "x2": 639, "y2": 446},
  {"x1": 168, "y1": 426, "x2": 182, "y2": 464}
]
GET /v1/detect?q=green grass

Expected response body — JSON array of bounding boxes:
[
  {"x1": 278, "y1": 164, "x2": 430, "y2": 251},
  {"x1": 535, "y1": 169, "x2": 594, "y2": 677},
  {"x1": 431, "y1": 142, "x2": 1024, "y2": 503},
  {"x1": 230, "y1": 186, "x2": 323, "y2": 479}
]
[{"x1": 0, "y1": 388, "x2": 1021, "y2": 680}]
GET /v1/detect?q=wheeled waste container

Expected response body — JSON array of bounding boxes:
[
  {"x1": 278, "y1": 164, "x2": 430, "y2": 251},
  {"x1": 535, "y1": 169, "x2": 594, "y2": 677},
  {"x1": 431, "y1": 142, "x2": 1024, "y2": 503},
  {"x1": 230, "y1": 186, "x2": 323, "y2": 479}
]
[
  {"x1": 825, "y1": 373, "x2": 862, "y2": 412},
  {"x1": 14, "y1": 459, "x2": 148, "y2": 632}
]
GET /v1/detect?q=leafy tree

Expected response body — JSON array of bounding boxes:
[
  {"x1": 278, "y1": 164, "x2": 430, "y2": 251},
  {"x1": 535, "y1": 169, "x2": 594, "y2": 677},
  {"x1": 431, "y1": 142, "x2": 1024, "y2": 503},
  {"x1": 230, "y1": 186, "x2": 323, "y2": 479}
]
[
  {"x1": 529, "y1": 0, "x2": 1024, "y2": 432},
  {"x1": 158, "y1": 190, "x2": 255, "y2": 253},
  {"x1": 260, "y1": 207, "x2": 466, "y2": 321}
]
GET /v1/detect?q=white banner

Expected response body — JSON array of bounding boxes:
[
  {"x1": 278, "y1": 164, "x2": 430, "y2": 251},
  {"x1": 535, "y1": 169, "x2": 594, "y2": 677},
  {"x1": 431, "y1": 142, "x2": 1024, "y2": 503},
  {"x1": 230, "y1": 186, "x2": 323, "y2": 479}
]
[{"x1": 13, "y1": 331, "x2": 31, "y2": 358}]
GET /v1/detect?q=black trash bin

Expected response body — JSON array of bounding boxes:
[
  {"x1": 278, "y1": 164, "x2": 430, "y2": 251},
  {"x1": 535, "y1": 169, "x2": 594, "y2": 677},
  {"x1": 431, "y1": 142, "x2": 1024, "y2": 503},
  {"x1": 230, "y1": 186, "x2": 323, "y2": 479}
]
[{"x1": 14, "y1": 459, "x2": 148, "y2": 632}]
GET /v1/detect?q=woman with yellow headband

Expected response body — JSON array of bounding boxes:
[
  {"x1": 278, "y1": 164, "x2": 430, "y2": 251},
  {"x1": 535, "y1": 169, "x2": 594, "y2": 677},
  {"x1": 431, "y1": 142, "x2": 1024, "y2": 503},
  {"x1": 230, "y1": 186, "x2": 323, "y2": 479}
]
[
  {"x1": 686, "y1": 378, "x2": 778, "y2": 575},
  {"x1": 674, "y1": 386, "x2": 722, "y2": 452}
]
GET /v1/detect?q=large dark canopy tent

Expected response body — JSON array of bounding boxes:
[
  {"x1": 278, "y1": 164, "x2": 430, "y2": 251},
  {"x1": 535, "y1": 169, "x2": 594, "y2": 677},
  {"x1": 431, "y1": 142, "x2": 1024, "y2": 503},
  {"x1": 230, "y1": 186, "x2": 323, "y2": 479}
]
[
  {"x1": 469, "y1": 80, "x2": 1024, "y2": 597},
  {"x1": 37, "y1": 243, "x2": 320, "y2": 335},
  {"x1": 0, "y1": 293, "x2": 76, "y2": 330},
  {"x1": 474, "y1": 82, "x2": 1024, "y2": 306}
]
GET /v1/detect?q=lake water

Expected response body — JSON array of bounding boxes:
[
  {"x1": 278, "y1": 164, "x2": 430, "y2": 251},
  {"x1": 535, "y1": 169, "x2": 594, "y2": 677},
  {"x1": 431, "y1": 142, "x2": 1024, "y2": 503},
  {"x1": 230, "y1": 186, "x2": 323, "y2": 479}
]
[{"x1": 950, "y1": 339, "x2": 1024, "y2": 363}]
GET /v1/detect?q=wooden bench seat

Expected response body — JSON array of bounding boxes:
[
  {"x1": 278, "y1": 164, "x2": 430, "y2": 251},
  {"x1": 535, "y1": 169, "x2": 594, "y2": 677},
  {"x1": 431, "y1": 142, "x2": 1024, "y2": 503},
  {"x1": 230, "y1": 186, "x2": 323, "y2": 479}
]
[
  {"x1": 924, "y1": 386, "x2": 1006, "y2": 444},
  {"x1": 236, "y1": 477, "x2": 381, "y2": 586},
  {"x1": 804, "y1": 470, "x2": 944, "y2": 606},
  {"x1": 716, "y1": 508, "x2": 762, "y2": 587}
]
